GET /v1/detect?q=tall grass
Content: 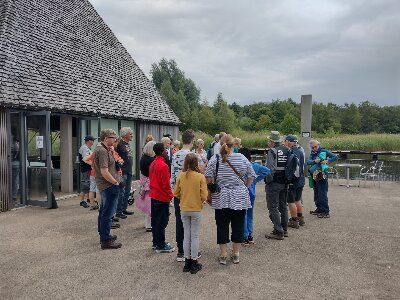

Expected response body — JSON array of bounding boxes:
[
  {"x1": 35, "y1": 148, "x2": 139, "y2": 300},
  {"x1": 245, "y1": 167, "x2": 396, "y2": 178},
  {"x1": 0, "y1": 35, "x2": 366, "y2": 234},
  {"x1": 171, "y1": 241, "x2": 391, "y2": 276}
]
[{"x1": 193, "y1": 131, "x2": 400, "y2": 151}]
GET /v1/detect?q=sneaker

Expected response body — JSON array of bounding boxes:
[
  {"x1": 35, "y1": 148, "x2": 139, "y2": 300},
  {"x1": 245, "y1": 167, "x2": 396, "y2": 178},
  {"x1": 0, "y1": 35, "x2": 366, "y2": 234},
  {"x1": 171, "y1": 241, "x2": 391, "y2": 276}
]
[
  {"x1": 284, "y1": 230, "x2": 288, "y2": 237},
  {"x1": 317, "y1": 213, "x2": 330, "y2": 218},
  {"x1": 310, "y1": 210, "x2": 321, "y2": 215},
  {"x1": 190, "y1": 260, "x2": 202, "y2": 274},
  {"x1": 247, "y1": 236, "x2": 255, "y2": 244},
  {"x1": 218, "y1": 256, "x2": 227, "y2": 265},
  {"x1": 123, "y1": 210, "x2": 134, "y2": 215},
  {"x1": 288, "y1": 218, "x2": 300, "y2": 229},
  {"x1": 90, "y1": 205, "x2": 99, "y2": 210},
  {"x1": 231, "y1": 254, "x2": 240, "y2": 264},
  {"x1": 99, "y1": 235, "x2": 117, "y2": 244},
  {"x1": 183, "y1": 259, "x2": 192, "y2": 272},
  {"x1": 116, "y1": 213, "x2": 127, "y2": 219},
  {"x1": 80, "y1": 201, "x2": 89, "y2": 208},
  {"x1": 243, "y1": 239, "x2": 251, "y2": 247},
  {"x1": 265, "y1": 230, "x2": 284, "y2": 240},
  {"x1": 155, "y1": 243, "x2": 175, "y2": 253},
  {"x1": 176, "y1": 252, "x2": 185, "y2": 262},
  {"x1": 112, "y1": 216, "x2": 120, "y2": 222},
  {"x1": 299, "y1": 216, "x2": 305, "y2": 226}
]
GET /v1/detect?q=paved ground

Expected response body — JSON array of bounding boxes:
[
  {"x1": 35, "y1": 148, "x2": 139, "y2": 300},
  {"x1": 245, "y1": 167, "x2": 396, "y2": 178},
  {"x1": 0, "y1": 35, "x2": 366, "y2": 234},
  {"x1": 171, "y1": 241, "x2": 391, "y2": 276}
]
[{"x1": 1, "y1": 180, "x2": 399, "y2": 300}]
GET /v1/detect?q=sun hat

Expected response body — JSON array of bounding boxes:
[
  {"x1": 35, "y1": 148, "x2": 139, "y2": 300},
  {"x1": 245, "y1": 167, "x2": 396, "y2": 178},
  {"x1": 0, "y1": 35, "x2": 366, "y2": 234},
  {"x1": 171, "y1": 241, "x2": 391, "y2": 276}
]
[{"x1": 267, "y1": 131, "x2": 282, "y2": 142}]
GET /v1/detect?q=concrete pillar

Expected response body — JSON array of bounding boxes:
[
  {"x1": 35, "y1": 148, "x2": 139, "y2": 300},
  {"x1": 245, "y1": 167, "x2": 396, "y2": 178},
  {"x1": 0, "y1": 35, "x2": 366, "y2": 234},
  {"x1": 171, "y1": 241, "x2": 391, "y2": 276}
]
[
  {"x1": 300, "y1": 95, "x2": 312, "y2": 161},
  {"x1": 60, "y1": 116, "x2": 73, "y2": 193}
]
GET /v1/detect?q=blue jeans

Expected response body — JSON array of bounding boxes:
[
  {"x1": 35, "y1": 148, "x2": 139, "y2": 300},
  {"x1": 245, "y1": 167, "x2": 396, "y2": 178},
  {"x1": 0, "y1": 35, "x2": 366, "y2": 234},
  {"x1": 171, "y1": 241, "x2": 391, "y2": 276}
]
[
  {"x1": 265, "y1": 182, "x2": 288, "y2": 233},
  {"x1": 116, "y1": 173, "x2": 132, "y2": 214},
  {"x1": 151, "y1": 199, "x2": 170, "y2": 248},
  {"x1": 244, "y1": 196, "x2": 255, "y2": 240},
  {"x1": 98, "y1": 185, "x2": 119, "y2": 241},
  {"x1": 313, "y1": 178, "x2": 329, "y2": 213}
]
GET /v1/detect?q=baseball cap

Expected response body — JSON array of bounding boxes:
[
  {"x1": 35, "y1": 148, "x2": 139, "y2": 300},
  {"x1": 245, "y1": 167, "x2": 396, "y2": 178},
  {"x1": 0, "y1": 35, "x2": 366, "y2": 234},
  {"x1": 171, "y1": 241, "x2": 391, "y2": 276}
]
[
  {"x1": 84, "y1": 135, "x2": 95, "y2": 141},
  {"x1": 285, "y1": 134, "x2": 298, "y2": 143}
]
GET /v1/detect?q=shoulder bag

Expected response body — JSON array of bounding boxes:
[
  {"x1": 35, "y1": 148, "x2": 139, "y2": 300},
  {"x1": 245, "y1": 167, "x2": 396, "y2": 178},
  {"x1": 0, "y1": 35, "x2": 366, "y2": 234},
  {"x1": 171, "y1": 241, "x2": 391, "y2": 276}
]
[{"x1": 207, "y1": 155, "x2": 221, "y2": 193}]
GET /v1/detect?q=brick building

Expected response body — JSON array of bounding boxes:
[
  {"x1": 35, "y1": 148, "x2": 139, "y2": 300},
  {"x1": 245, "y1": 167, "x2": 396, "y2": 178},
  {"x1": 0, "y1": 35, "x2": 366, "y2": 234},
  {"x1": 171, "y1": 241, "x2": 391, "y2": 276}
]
[{"x1": 0, "y1": 0, "x2": 180, "y2": 211}]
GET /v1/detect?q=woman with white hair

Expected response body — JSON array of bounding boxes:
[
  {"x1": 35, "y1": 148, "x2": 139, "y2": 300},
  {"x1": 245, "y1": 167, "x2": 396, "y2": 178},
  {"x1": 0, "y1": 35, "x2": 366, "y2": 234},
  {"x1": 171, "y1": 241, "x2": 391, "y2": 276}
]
[
  {"x1": 193, "y1": 138, "x2": 208, "y2": 170},
  {"x1": 172, "y1": 140, "x2": 181, "y2": 155},
  {"x1": 137, "y1": 140, "x2": 156, "y2": 231}
]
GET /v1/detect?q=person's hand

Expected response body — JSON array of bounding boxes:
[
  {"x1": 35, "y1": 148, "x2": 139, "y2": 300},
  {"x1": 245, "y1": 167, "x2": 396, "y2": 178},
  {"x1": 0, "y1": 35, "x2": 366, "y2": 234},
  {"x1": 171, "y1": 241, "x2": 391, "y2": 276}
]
[
  {"x1": 315, "y1": 159, "x2": 321, "y2": 163},
  {"x1": 206, "y1": 193, "x2": 212, "y2": 205},
  {"x1": 322, "y1": 160, "x2": 328, "y2": 164}
]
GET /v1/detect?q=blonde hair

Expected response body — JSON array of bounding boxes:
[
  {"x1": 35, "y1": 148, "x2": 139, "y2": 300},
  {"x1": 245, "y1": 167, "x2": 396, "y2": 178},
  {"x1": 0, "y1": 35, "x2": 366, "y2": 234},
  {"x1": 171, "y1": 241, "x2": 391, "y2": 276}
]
[
  {"x1": 220, "y1": 134, "x2": 234, "y2": 162},
  {"x1": 145, "y1": 134, "x2": 154, "y2": 145},
  {"x1": 143, "y1": 141, "x2": 156, "y2": 157},
  {"x1": 233, "y1": 137, "x2": 241, "y2": 146},
  {"x1": 173, "y1": 140, "x2": 181, "y2": 147}
]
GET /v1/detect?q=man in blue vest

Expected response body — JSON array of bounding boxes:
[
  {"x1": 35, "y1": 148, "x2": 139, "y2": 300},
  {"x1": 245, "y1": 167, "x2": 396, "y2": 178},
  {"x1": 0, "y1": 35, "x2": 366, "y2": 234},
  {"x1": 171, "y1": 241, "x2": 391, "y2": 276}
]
[{"x1": 265, "y1": 131, "x2": 289, "y2": 240}]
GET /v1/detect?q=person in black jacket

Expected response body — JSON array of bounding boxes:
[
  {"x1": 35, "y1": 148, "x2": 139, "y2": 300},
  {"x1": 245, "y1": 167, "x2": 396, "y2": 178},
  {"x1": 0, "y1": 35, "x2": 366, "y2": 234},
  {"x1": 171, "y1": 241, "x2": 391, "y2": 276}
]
[{"x1": 265, "y1": 131, "x2": 289, "y2": 240}]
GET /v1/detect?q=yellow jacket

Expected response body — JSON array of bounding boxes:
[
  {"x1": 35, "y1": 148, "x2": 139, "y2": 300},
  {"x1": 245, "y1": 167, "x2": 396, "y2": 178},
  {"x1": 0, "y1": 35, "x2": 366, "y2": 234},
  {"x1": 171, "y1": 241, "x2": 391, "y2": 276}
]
[{"x1": 174, "y1": 171, "x2": 208, "y2": 211}]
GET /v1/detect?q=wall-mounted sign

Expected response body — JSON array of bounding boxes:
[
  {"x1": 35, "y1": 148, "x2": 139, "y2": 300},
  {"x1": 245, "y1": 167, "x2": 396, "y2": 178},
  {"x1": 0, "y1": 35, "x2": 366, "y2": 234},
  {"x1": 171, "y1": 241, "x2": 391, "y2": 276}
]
[
  {"x1": 301, "y1": 132, "x2": 310, "y2": 138},
  {"x1": 36, "y1": 136, "x2": 44, "y2": 149}
]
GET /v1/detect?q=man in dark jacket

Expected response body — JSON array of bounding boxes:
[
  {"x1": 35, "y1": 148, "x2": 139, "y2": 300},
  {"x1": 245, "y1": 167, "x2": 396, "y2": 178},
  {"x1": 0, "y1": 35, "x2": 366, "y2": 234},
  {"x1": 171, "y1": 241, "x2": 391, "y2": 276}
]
[
  {"x1": 115, "y1": 127, "x2": 134, "y2": 219},
  {"x1": 285, "y1": 135, "x2": 306, "y2": 228},
  {"x1": 265, "y1": 131, "x2": 289, "y2": 240}
]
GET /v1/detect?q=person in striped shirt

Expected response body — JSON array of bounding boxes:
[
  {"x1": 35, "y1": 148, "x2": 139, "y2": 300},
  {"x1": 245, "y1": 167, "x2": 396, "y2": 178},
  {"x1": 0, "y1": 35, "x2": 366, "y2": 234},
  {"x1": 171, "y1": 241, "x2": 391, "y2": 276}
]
[{"x1": 205, "y1": 134, "x2": 256, "y2": 265}]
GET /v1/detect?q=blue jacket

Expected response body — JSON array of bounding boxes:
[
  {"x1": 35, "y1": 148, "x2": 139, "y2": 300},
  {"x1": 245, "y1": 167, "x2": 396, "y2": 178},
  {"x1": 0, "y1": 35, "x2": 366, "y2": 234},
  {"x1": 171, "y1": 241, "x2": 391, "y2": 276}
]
[
  {"x1": 248, "y1": 162, "x2": 270, "y2": 199},
  {"x1": 292, "y1": 146, "x2": 305, "y2": 188},
  {"x1": 307, "y1": 147, "x2": 337, "y2": 174}
]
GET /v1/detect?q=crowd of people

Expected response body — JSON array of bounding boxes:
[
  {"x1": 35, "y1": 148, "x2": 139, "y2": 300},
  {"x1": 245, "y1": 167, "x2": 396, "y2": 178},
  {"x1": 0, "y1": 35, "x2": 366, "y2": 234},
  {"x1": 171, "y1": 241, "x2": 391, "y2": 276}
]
[{"x1": 78, "y1": 128, "x2": 337, "y2": 274}]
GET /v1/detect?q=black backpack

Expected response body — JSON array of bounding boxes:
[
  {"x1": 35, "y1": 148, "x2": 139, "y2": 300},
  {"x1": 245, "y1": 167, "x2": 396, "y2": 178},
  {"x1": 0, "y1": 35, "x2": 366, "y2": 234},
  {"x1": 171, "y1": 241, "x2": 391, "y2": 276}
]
[
  {"x1": 207, "y1": 141, "x2": 216, "y2": 160},
  {"x1": 285, "y1": 149, "x2": 300, "y2": 183}
]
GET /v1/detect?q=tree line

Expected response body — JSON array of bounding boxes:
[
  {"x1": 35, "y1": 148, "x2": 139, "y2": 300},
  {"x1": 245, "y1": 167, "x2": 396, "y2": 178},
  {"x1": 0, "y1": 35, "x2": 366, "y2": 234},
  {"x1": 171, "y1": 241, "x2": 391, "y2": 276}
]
[{"x1": 151, "y1": 58, "x2": 400, "y2": 135}]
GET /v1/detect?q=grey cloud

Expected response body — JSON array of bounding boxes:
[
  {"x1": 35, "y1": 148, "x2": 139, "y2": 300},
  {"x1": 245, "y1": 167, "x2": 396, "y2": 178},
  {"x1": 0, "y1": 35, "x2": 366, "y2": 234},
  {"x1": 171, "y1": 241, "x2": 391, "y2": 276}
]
[{"x1": 89, "y1": 0, "x2": 400, "y2": 106}]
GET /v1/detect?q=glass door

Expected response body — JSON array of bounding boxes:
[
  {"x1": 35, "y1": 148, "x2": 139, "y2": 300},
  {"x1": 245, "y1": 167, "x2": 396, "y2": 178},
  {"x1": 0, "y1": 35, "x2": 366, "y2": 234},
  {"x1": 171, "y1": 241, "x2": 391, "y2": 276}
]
[{"x1": 25, "y1": 112, "x2": 52, "y2": 207}]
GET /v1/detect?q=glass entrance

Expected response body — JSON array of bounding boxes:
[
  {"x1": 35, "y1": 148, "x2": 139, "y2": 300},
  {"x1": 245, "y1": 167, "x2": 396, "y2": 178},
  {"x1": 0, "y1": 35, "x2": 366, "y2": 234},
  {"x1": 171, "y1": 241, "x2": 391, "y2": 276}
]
[{"x1": 25, "y1": 112, "x2": 52, "y2": 207}]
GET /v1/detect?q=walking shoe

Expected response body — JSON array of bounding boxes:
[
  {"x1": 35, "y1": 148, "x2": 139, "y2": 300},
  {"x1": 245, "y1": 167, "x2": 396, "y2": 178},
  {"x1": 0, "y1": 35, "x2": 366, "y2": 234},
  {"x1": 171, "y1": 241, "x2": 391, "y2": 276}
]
[
  {"x1": 155, "y1": 243, "x2": 175, "y2": 253},
  {"x1": 284, "y1": 230, "x2": 288, "y2": 237},
  {"x1": 299, "y1": 216, "x2": 305, "y2": 226},
  {"x1": 183, "y1": 258, "x2": 192, "y2": 272},
  {"x1": 231, "y1": 254, "x2": 240, "y2": 264},
  {"x1": 112, "y1": 216, "x2": 119, "y2": 222},
  {"x1": 90, "y1": 205, "x2": 99, "y2": 210},
  {"x1": 116, "y1": 213, "x2": 127, "y2": 219},
  {"x1": 80, "y1": 201, "x2": 89, "y2": 208},
  {"x1": 288, "y1": 218, "x2": 300, "y2": 229},
  {"x1": 310, "y1": 210, "x2": 321, "y2": 215},
  {"x1": 265, "y1": 230, "x2": 284, "y2": 240},
  {"x1": 176, "y1": 252, "x2": 185, "y2": 262},
  {"x1": 100, "y1": 239, "x2": 122, "y2": 250},
  {"x1": 99, "y1": 235, "x2": 117, "y2": 244},
  {"x1": 190, "y1": 260, "x2": 202, "y2": 274},
  {"x1": 317, "y1": 213, "x2": 330, "y2": 218},
  {"x1": 123, "y1": 210, "x2": 134, "y2": 215},
  {"x1": 219, "y1": 256, "x2": 227, "y2": 265},
  {"x1": 145, "y1": 228, "x2": 152, "y2": 232},
  {"x1": 111, "y1": 222, "x2": 120, "y2": 229},
  {"x1": 247, "y1": 236, "x2": 255, "y2": 244}
]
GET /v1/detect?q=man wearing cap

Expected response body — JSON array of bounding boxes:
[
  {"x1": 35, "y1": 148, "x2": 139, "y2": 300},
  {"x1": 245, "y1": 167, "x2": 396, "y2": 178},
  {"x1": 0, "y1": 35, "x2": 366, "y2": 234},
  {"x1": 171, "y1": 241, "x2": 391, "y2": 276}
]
[
  {"x1": 93, "y1": 129, "x2": 122, "y2": 249},
  {"x1": 79, "y1": 135, "x2": 94, "y2": 208},
  {"x1": 265, "y1": 131, "x2": 289, "y2": 240},
  {"x1": 285, "y1": 134, "x2": 306, "y2": 228}
]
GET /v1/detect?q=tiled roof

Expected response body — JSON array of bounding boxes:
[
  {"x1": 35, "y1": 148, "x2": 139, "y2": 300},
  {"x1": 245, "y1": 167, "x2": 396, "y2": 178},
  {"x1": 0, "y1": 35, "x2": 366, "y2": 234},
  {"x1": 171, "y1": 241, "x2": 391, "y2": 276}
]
[{"x1": 0, "y1": 0, "x2": 180, "y2": 125}]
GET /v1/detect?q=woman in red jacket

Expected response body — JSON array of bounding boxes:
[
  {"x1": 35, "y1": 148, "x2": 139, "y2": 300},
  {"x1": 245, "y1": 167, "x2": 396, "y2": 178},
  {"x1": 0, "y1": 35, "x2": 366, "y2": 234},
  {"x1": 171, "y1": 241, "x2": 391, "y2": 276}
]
[{"x1": 149, "y1": 143, "x2": 175, "y2": 253}]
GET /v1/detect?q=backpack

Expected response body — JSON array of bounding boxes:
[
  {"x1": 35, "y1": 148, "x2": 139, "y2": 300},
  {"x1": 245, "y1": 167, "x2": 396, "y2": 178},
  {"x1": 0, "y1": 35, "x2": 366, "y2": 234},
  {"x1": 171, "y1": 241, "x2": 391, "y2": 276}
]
[
  {"x1": 207, "y1": 141, "x2": 216, "y2": 160},
  {"x1": 285, "y1": 149, "x2": 300, "y2": 183}
]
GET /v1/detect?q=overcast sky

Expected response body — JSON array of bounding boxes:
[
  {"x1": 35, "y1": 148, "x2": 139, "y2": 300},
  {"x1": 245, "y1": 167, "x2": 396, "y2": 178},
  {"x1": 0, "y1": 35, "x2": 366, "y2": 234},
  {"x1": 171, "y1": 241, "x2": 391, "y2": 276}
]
[{"x1": 89, "y1": 0, "x2": 400, "y2": 106}]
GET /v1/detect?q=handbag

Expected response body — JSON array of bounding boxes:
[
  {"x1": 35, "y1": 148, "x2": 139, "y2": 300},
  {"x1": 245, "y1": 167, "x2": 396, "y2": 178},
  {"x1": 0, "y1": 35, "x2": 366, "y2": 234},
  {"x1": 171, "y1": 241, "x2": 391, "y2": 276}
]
[{"x1": 207, "y1": 155, "x2": 220, "y2": 193}]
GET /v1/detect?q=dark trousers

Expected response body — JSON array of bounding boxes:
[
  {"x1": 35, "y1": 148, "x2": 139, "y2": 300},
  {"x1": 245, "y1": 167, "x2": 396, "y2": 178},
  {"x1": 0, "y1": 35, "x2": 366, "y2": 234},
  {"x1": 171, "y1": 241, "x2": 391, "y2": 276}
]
[
  {"x1": 215, "y1": 208, "x2": 246, "y2": 244},
  {"x1": 151, "y1": 199, "x2": 170, "y2": 248},
  {"x1": 265, "y1": 182, "x2": 288, "y2": 233},
  {"x1": 174, "y1": 197, "x2": 184, "y2": 253},
  {"x1": 313, "y1": 178, "x2": 329, "y2": 213},
  {"x1": 98, "y1": 185, "x2": 119, "y2": 241},
  {"x1": 116, "y1": 173, "x2": 132, "y2": 214}
]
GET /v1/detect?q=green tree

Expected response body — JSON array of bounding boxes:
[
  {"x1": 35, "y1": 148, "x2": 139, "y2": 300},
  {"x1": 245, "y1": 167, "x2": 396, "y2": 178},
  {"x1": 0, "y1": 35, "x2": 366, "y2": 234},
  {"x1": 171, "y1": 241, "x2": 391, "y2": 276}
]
[
  {"x1": 280, "y1": 113, "x2": 300, "y2": 135},
  {"x1": 213, "y1": 93, "x2": 235, "y2": 133},
  {"x1": 198, "y1": 102, "x2": 215, "y2": 134},
  {"x1": 358, "y1": 101, "x2": 380, "y2": 133},
  {"x1": 255, "y1": 114, "x2": 271, "y2": 131},
  {"x1": 160, "y1": 80, "x2": 189, "y2": 124},
  {"x1": 238, "y1": 117, "x2": 256, "y2": 131},
  {"x1": 340, "y1": 103, "x2": 361, "y2": 134}
]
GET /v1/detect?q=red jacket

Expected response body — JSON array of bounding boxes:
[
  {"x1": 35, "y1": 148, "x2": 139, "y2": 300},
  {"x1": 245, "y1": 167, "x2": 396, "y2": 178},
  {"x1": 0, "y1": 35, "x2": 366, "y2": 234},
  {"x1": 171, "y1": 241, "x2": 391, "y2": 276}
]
[{"x1": 149, "y1": 156, "x2": 173, "y2": 202}]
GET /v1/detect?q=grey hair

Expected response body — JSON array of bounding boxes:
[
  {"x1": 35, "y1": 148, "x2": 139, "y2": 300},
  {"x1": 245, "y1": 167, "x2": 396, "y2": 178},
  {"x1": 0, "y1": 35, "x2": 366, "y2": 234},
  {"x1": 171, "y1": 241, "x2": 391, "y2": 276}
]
[
  {"x1": 120, "y1": 127, "x2": 133, "y2": 137},
  {"x1": 214, "y1": 134, "x2": 219, "y2": 141},
  {"x1": 197, "y1": 138, "x2": 204, "y2": 145},
  {"x1": 161, "y1": 137, "x2": 171, "y2": 144},
  {"x1": 100, "y1": 129, "x2": 117, "y2": 141},
  {"x1": 142, "y1": 141, "x2": 156, "y2": 157},
  {"x1": 309, "y1": 139, "x2": 320, "y2": 147}
]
